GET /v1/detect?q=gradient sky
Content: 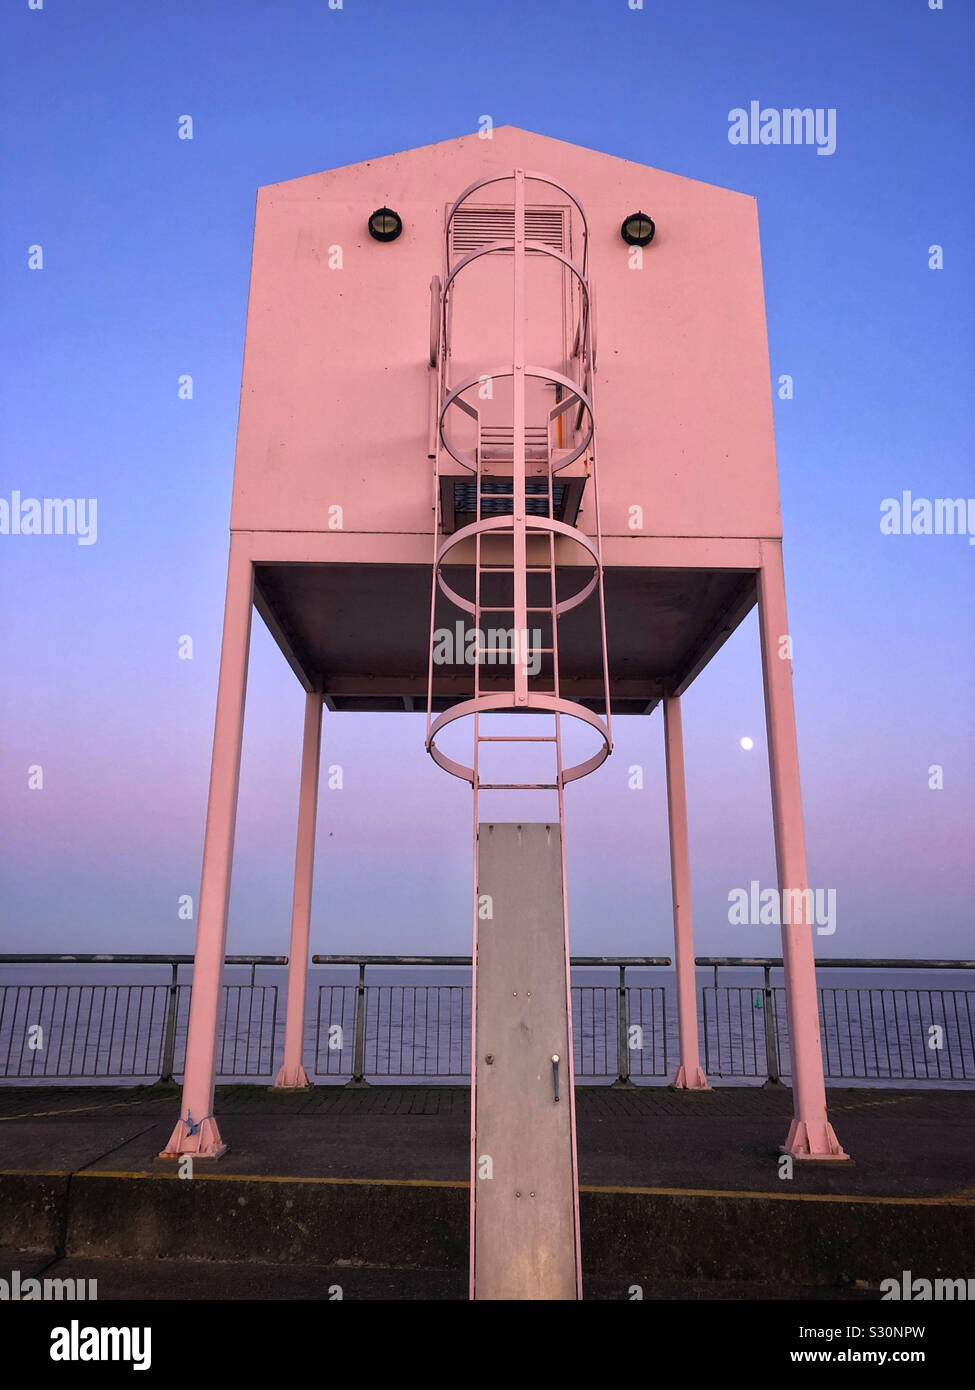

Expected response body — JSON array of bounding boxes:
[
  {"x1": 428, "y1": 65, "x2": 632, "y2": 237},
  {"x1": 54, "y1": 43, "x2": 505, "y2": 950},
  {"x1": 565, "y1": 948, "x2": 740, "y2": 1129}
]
[{"x1": 1, "y1": 0, "x2": 972, "y2": 962}]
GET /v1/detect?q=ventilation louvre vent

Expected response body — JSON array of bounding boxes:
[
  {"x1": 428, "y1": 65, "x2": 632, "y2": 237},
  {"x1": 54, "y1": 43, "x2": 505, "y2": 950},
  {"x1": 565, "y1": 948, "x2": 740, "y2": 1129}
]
[
  {"x1": 450, "y1": 206, "x2": 566, "y2": 255},
  {"x1": 454, "y1": 477, "x2": 567, "y2": 519},
  {"x1": 440, "y1": 473, "x2": 586, "y2": 534}
]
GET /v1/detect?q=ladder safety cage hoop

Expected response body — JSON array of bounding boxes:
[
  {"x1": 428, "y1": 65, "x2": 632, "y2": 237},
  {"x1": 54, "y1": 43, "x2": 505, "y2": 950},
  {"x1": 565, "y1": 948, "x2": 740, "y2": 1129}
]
[
  {"x1": 439, "y1": 366, "x2": 594, "y2": 473},
  {"x1": 434, "y1": 515, "x2": 601, "y2": 619},
  {"x1": 428, "y1": 694, "x2": 611, "y2": 787}
]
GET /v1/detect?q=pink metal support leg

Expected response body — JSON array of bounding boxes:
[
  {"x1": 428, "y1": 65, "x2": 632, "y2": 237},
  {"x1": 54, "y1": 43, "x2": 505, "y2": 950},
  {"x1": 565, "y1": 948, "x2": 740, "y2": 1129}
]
[
  {"x1": 757, "y1": 542, "x2": 849, "y2": 1160},
  {"x1": 663, "y1": 694, "x2": 709, "y2": 1090},
  {"x1": 274, "y1": 690, "x2": 323, "y2": 1089},
  {"x1": 160, "y1": 535, "x2": 254, "y2": 1159}
]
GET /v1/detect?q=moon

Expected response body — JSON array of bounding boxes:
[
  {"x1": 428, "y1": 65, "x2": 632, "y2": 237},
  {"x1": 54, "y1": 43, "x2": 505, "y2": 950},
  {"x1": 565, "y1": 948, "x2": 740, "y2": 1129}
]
[{"x1": 740, "y1": 736, "x2": 754, "y2": 751}]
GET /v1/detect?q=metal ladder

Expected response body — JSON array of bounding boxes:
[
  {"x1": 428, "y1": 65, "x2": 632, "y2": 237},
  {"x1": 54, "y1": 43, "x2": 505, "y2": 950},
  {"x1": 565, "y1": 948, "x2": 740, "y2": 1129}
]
[
  {"x1": 425, "y1": 168, "x2": 613, "y2": 1299},
  {"x1": 470, "y1": 419, "x2": 564, "y2": 796}
]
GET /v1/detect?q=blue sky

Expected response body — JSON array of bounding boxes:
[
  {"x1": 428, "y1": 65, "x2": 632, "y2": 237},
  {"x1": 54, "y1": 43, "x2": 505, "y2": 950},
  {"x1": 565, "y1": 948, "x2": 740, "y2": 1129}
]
[{"x1": 1, "y1": 0, "x2": 972, "y2": 960}]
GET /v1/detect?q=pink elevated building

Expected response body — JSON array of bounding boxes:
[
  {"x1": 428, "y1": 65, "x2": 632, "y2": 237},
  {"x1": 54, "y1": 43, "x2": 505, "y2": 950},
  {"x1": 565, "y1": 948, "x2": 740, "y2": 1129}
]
[{"x1": 161, "y1": 128, "x2": 848, "y2": 1300}]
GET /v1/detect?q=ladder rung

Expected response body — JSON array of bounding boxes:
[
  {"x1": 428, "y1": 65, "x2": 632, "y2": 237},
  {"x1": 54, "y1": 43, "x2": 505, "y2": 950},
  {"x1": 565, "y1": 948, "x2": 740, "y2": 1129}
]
[
  {"x1": 477, "y1": 783, "x2": 559, "y2": 791},
  {"x1": 477, "y1": 565, "x2": 552, "y2": 574},
  {"x1": 477, "y1": 736, "x2": 558, "y2": 743}
]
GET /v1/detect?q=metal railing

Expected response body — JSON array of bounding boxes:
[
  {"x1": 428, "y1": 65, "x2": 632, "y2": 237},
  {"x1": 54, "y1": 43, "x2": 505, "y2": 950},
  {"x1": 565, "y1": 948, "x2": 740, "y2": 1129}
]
[
  {"x1": 699, "y1": 958, "x2": 975, "y2": 1083},
  {"x1": 0, "y1": 956, "x2": 284, "y2": 1082},
  {"x1": 309, "y1": 957, "x2": 670, "y2": 1083},
  {"x1": 1, "y1": 954, "x2": 973, "y2": 1086}
]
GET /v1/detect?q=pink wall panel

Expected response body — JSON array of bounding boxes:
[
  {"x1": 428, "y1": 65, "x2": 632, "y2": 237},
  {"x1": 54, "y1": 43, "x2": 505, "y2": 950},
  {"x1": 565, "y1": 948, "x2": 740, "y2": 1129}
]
[{"x1": 231, "y1": 128, "x2": 781, "y2": 545}]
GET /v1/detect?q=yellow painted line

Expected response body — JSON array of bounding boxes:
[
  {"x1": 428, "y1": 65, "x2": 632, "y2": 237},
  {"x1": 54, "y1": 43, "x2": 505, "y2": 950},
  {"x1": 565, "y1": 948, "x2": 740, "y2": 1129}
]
[
  {"x1": 1, "y1": 1167, "x2": 971, "y2": 1207},
  {"x1": 831, "y1": 1097, "x2": 912, "y2": 1112},
  {"x1": 0, "y1": 1167, "x2": 465, "y2": 1190},
  {"x1": 0, "y1": 1169, "x2": 75, "y2": 1178},
  {"x1": 579, "y1": 1183, "x2": 975, "y2": 1206},
  {"x1": 0, "y1": 1099, "x2": 169, "y2": 1122},
  {"x1": 0, "y1": 1167, "x2": 467, "y2": 1190},
  {"x1": 77, "y1": 1169, "x2": 468, "y2": 1188}
]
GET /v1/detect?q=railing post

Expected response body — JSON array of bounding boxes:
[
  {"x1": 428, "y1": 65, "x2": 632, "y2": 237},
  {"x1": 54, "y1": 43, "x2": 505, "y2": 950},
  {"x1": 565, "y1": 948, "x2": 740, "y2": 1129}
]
[
  {"x1": 762, "y1": 964, "x2": 782, "y2": 1086},
  {"x1": 613, "y1": 964, "x2": 632, "y2": 1087},
  {"x1": 347, "y1": 962, "x2": 370, "y2": 1087},
  {"x1": 158, "y1": 962, "x2": 179, "y2": 1085}
]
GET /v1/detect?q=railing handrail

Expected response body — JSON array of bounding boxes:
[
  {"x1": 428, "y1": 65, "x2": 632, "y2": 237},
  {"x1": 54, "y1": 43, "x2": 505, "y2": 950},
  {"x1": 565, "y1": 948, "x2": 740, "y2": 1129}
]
[
  {"x1": 4, "y1": 955, "x2": 971, "y2": 971},
  {"x1": 696, "y1": 957, "x2": 975, "y2": 970},
  {"x1": 0, "y1": 955, "x2": 287, "y2": 965},
  {"x1": 4, "y1": 954, "x2": 970, "y2": 970},
  {"x1": 312, "y1": 955, "x2": 672, "y2": 966}
]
